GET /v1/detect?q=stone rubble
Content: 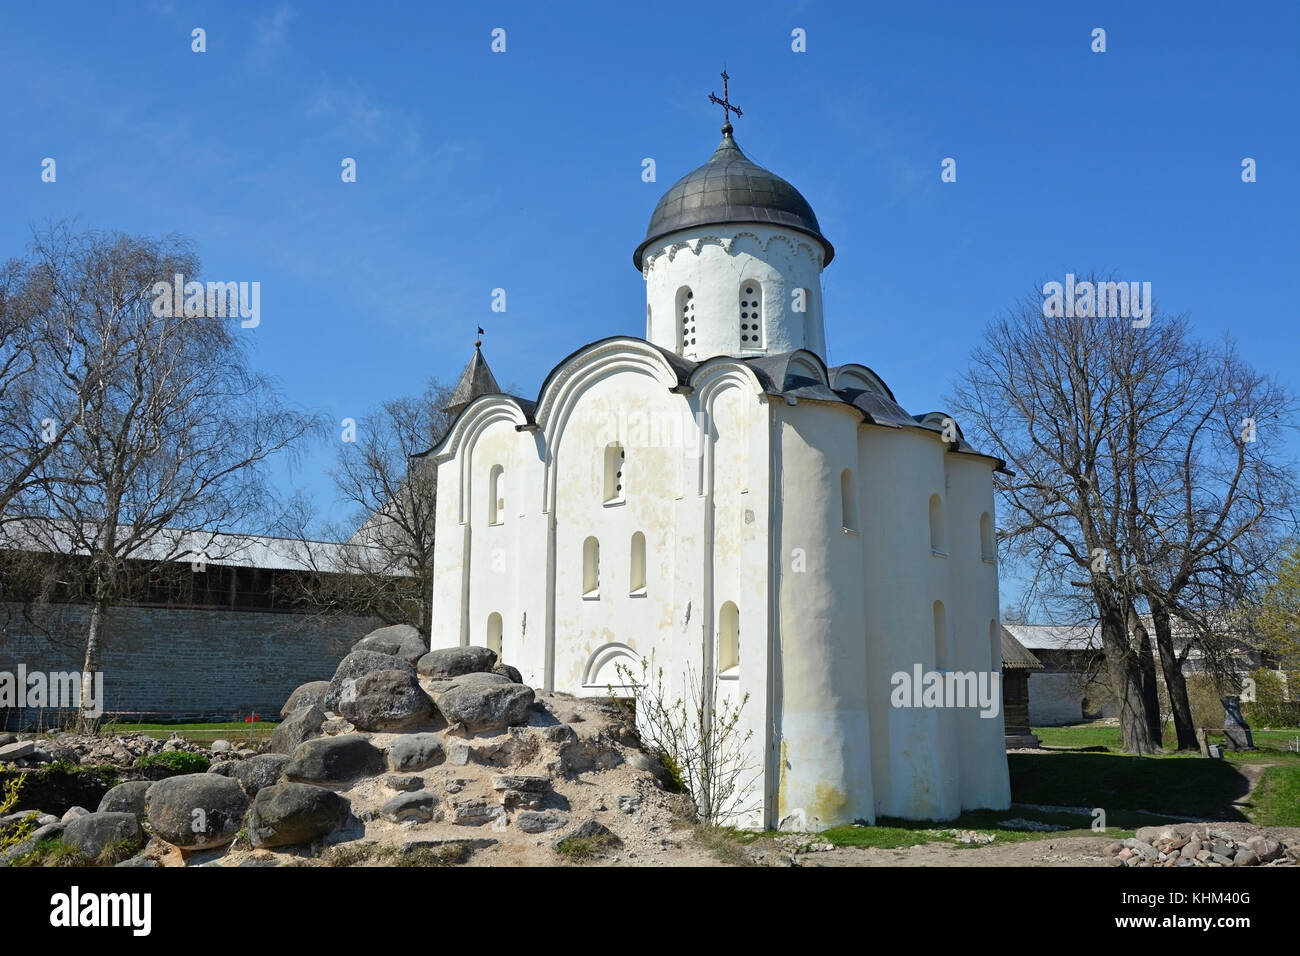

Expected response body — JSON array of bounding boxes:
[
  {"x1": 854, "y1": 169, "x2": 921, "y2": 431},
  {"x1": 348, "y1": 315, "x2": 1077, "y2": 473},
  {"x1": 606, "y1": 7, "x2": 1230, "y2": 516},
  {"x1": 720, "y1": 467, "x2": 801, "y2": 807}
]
[{"x1": 1104, "y1": 824, "x2": 1297, "y2": 867}]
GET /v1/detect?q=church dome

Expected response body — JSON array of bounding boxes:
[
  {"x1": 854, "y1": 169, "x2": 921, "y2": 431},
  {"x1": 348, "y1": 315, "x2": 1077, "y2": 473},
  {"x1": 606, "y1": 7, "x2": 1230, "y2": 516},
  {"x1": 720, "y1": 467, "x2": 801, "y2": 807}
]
[{"x1": 633, "y1": 124, "x2": 835, "y2": 270}]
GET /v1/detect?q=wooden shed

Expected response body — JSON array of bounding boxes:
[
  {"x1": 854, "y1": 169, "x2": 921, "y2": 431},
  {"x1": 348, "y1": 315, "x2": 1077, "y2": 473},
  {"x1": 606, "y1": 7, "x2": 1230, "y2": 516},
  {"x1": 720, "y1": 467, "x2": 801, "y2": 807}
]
[{"x1": 1000, "y1": 628, "x2": 1044, "y2": 748}]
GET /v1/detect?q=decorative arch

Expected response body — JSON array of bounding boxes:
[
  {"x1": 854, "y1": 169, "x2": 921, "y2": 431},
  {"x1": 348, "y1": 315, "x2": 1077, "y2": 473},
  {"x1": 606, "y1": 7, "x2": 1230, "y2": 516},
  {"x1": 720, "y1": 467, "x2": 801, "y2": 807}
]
[
  {"x1": 829, "y1": 364, "x2": 896, "y2": 402},
  {"x1": 581, "y1": 642, "x2": 641, "y2": 691},
  {"x1": 533, "y1": 339, "x2": 685, "y2": 513},
  {"x1": 690, "y1": 367, "x2": 765, "y2": 497},
  {"x1": 431, "y1": 400, "x2": 531, "y2": 524}
]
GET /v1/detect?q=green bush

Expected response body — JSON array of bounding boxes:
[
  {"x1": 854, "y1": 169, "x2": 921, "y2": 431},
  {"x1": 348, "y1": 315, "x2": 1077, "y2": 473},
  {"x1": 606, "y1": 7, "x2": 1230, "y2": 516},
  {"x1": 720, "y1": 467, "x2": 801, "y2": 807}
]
[
  {"x1": 134, "y1": 751, "x2": 210, "y2": 774},
  {"x1": 1185, "y1": 674, "x2": 1226, "y2": 729},
  {"x1": 1243, "y1": 668, "x2": 1300, "y2": 728}
]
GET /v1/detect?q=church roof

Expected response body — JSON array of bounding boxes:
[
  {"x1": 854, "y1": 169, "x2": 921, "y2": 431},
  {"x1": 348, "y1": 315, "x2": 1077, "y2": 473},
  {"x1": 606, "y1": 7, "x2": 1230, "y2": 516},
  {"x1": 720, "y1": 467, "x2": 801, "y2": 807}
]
[
  {"x1": 633, "y1": 124, "x2": 834, "y2": 271},
  {"x1": 443, "y1": 345, "x2": 501, "y2": 419},
  {"x1": 428, "y1": 337, "x2": 1007, "y2": 473}
]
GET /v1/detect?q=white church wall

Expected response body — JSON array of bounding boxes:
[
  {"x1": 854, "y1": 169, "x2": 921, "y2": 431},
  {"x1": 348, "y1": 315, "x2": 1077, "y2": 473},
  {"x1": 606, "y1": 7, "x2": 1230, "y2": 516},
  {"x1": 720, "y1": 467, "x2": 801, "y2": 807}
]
[
  {"x1": 944, "y1": 454, "x2": 1012, "y2": 811},
  {"x1": 858, "y1": 426, "x2": 960, "y2": 821},
  {"x1": 548, "y1": 368, "x2": 685, "y2": 696},
  {"x1": 773, "y1": 400, "x2": 875, "y2": 829},
  {"x1": 431, "y1": 401, "x2": 550, "y2": 687},
  {"x1": 641, "y1": 225, "x2": 826, "y2": 361},
  {"x1": 695, "y1": 372, "x2": 772, "y2": 828}
]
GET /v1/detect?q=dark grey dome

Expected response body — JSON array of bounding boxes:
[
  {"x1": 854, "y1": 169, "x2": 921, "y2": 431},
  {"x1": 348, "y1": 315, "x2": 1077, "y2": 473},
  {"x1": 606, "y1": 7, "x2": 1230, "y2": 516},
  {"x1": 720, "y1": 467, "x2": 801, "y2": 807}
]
[{"x1": 633, "y1": 123, "x2": 834, "y2": 270}]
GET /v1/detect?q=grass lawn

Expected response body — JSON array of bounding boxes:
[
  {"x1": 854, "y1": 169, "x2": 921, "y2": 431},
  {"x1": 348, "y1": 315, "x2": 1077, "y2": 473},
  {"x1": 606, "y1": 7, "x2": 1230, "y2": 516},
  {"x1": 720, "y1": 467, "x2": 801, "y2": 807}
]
[
  {"x1": 1243, "y1": 765, "x2": 1300, "y2": 827},
  {"x1": 101, "y1": 721, "x2": 277, "y2": 743},
  {"x1": 727, "y1": 721, "x2": 1299, "y2": 853},
  {"x1": 1034, "y1": 722, "x2": 1300, "y2": 754}
]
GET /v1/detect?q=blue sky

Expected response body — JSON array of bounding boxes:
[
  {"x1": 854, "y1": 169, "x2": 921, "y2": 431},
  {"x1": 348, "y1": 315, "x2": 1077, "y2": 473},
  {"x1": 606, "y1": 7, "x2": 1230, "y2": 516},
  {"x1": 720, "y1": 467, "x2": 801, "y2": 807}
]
[{"x1": 2, "y1": 1, "x2": 1297, "y2": 606}]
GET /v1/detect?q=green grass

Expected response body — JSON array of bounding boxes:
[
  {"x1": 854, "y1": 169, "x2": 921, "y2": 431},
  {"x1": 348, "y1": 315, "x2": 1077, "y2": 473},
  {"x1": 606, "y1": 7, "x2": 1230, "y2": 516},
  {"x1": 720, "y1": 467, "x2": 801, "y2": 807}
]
[
  {"x1": 704, "y1": 723, "x2": 1298, "y2": 857},
  {"x1": 1034, "y1": 722, "x2": 1300, "y2": 754},
  {"x1": 1241, "y1": 765, "x2": 1300, "y2": 827},
  {"x1": 105, "y1": 721, "x2": 277, "y2": 744},
  {"x1": 135, "y1": 751, "x2": 210, "y2": 774},
  {"x1": 820, "y1": 823, "x2": 948, "y2": 849}
]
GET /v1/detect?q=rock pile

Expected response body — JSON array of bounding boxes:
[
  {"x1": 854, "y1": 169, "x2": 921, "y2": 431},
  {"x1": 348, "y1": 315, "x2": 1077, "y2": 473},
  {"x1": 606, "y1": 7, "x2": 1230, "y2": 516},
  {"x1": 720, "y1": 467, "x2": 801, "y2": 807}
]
[
  {"x1": 1106, "y1": 824, "x2": 1298, "y2": 867},
  {"x1": 1, "y1": 623, "x2": 686, "y2": 867},
  {"x1": 0, "y1": 730, "x2": 211, "y2": 769}
]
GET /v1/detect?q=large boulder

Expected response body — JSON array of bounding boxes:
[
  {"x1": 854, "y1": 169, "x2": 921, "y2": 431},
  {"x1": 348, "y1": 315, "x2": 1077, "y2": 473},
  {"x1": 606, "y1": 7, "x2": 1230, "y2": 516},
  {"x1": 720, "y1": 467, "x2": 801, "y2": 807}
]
[
  {"x1": 438, "y1": 682, "x2": 535, "y2": 733},
  {"x1": 210, "y1": 753, "x2": 291, "y2": 797},
  {"x1": 417, "y1": 646, "x2": 497, "y2": 679},
  {"x1": 378, "y1": 791, "x2": 439, "y2": 823},
  {"x1": 386, "y1": 733, "x2": 445, "y2": 772},
  {"x1": 284, "y1": 734, "x2": 384, "y2": 784},
  {"x1": 280, "y1": 681, "x2": 332, "y2": 719},
  {"x1": 333, "y1": 669, "x2": 435, "y2": 732},
  {"x1": 516, "y1": 809, "x2": 568, "y2": 833},
  {"x1": 270, "y1": 704, "x2": 325, "y2": 755},
  {"x1": 493, "y1": 662, "x2": 524, "y2": 684},
  {"x1": 325, "y1": 650, "x2": 417, "y2": 713},
  {"x1": 63, "y1": 813, "x2": 141, "y2": 860},
  {"x1": 248, "y1": 782, "x2": 350, "y2": 849},
  {"x1": 451, "y1": 672, "x2": 512, "y2": 688},
  {"x1": 0, "y1": 822, "x2": 65, "y2": 865},
  {"x1": 353, "y1": 624, "x2": 427, "y2": 665},
  {"x1": 145, "y1": 774, "x2": 249, "y2": 851},
  {"x1": 97, "y1": 780, "x2": 152, "y2": 818}
]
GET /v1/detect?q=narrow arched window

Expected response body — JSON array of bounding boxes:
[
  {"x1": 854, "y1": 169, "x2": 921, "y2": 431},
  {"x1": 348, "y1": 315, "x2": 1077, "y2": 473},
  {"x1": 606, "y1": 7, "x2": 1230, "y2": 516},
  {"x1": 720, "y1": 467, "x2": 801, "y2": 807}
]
[
  {"x1": 582, "y1": 537, "x2": 600, "y2": 597},
  {"x1": 739, "y1": 281, "x2": 762, "y2": 349},
  {"x1": 646, "y1": 303, "x2": 652, "y2": 339},
  {"x1": 603, "y1": 443, "x2": 625, "y2": 503},
  {"x1": 933, "y1": 601, "x2": 949, "y2": 671},
  {"x1": 488, "y1": 464, "x2": 504, "y2": 525},
  {"x1": 487, "y1": 612, "x2": 503, "y2": 656},
  {"x1": 929, "y1": 494, "x2": 945, "y2": 554},
  {"x1": 677, "y1": 286, "x2": 696, "y2": 354},
  {"x1": 980, "y1": 512, "x2": 995, "y2": 562},
  {"x1": 840, "y1": 468, "x2": 857, "y2": 532},
  {"x1": 718, "y1": 601, "x2": 739, "y2": 676},
  {"x1": 629, "y1": 532, "x2": 646, "y2": 594}
]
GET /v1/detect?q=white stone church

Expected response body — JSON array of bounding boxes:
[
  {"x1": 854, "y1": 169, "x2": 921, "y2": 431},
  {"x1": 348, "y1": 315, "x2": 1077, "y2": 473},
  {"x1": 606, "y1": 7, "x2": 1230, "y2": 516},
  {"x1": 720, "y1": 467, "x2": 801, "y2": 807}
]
[{"x1": 428, "y1": 110, "x2": 1011, "y2": 829}]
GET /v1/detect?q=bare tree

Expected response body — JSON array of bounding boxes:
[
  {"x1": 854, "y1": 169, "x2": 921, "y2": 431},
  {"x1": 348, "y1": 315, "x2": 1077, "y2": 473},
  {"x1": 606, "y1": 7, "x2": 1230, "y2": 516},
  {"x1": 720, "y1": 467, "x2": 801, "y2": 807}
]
[
  {"x1": 953, "y1": 278, "x2": 1297, "y2": 752},
  {"x1": 953, "y1": 281, "x2": 1180, "y2": 753},
  {"x1": 12, "y1": 225, "x2": 320, "y2": 727},
  {"x1": 280, "y1": 381, "x2": 452, "y2": 635},
  {"x1": 0, "y1": 252, "x2": 88, "y2": 524},
  {"x1": 1121, "y1": 341, "x2": 1296, "y2": 748}
]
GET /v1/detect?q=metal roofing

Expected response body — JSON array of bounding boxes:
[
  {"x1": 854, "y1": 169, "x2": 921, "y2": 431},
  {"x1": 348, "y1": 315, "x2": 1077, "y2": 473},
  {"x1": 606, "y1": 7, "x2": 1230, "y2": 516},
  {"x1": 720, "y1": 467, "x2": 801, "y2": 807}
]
[
  {"x1": 999, "y1": 628, "x2": 1045, "y2": 670},
  {"x1": 633, "y1": 124, "x2": 834, "y2": 270},
  {"x1": 444, "y1": 346, "x2": 501, "y2": 419},
  {"x1": 0, "y1": 517, "x2": 394, "y2": 575}
]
